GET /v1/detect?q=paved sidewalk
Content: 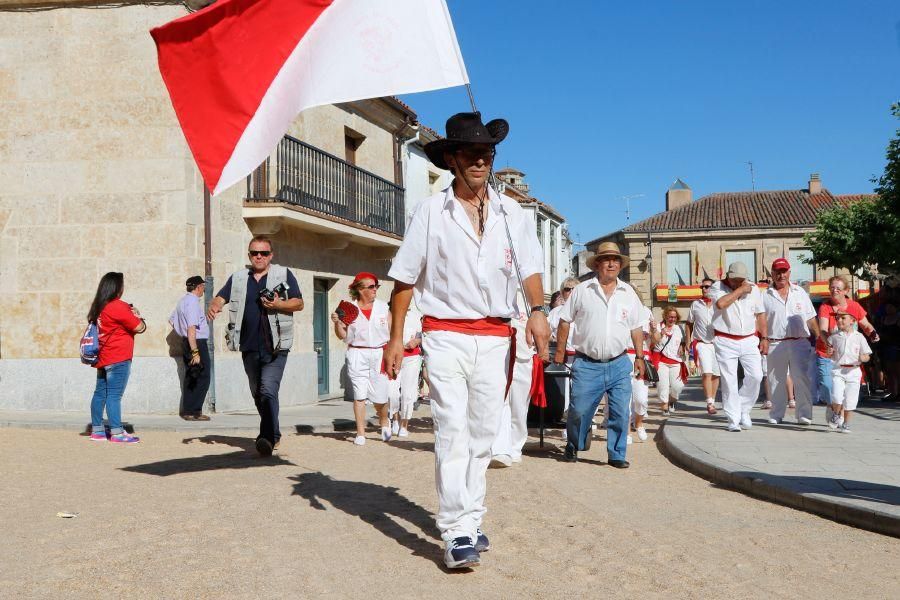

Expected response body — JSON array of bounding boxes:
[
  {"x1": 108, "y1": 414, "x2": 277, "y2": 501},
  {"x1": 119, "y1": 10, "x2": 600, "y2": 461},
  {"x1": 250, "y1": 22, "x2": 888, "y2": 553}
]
[
  {"x1": 0, "y1": 398, "x2": 377, "y2": 434},
  {"x1": 660, "y1": 381, "x2": 900, "y2": 537}
]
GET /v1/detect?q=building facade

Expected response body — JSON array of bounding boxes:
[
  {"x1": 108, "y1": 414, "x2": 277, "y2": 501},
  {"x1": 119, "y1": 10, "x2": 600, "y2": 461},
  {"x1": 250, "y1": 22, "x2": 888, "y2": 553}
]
[
  {"x1": 587, "y1": 175, "x2": 872, "y2": 317},
  {"x1": 0, "y1": 2, "x2": 442, "y2": 413}
]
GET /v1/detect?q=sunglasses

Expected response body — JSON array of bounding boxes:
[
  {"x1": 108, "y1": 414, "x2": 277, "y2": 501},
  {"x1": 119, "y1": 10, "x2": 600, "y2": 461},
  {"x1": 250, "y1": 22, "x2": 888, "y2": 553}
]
[
  {"x1": 563, "y1": 287, "x2": 574, "y2": 292},
  {"x1": 362, "y1": 284, "x2": 380, "y2": 290},
  {"x1": 455, "y1": 147, "x2": 496, "y2": 162},
  {"x1": 701, "y1": 285, "x2": 711, "y2": 289},
  {"x1": 249, "y1": 250, "x2": 271, "y2": 257}
]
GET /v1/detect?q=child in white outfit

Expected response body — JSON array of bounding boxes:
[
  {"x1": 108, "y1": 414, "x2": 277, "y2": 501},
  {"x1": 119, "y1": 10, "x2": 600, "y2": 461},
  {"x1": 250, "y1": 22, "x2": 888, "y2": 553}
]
[{"x1": 827, "y1": 309, "x2": 872, "y2": 433}]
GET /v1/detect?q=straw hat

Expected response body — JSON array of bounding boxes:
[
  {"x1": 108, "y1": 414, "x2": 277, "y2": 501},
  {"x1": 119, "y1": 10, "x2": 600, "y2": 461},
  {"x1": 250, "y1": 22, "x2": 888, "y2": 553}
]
[{"x1": 587, "y1": 242, "x2": 630, "y2": 269}]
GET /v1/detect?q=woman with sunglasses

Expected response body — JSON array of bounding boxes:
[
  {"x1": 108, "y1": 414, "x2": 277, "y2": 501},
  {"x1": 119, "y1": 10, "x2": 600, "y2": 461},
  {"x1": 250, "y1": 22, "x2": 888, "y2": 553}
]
[
  {"x1": 650, "y1": 306, "x2": 687, "y2": 415},
  {"x1": 815, "y1": 276, "x2": 878, "y2": 409},
  {"x1": 333, "y1": 272, "x2": 392, "y2": 446}
]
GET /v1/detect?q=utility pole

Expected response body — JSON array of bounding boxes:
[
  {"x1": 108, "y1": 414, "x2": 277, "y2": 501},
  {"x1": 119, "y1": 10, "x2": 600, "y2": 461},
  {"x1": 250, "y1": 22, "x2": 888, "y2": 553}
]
[{"x1": 747, "y1": 161, "x2": 756, "y2": 191}]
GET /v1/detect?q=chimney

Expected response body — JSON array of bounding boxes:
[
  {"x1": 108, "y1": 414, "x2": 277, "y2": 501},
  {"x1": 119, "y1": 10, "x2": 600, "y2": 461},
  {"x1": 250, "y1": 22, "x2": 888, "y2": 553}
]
[
  {"x1": 808, "y1": 173, "x2": 822, "y2": 195},
  {"x1": 666, "y1": 178, "x2": 692, "y2": 211}
]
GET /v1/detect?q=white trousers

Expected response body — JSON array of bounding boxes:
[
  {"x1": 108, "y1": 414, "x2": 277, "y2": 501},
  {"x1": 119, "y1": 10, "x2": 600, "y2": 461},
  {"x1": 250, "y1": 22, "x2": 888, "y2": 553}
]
[
  {"x1": 714, "y1": 336, "x2": 763, "y2": 427},
  {"x1": 695, "y1": 341, "x2": 720, "y2": 376},
  {"x1": 346, "y1": 347, "x2": 389, "y2": 404},
  {"x1": 492, "y1": 354, "x2": 534, "y2": 459},
  {"x1": 628, "y1": 354, "x2": 649, "y2": 417},
  {"x1": 831, "y1": 366, "x2": 862, "y2": 410},
  {"x1": 423, "y1": 330, "x2": 509, "y2": 542},
  {"x1": 657, "y1": 362, "x2": 684, "y2": 405},
  {"x1": 767, "y1": 339, "x2": 812, "y2": 421},
  {"x1": 388, "y1": 354, "x2": 422, "y2": 420}
]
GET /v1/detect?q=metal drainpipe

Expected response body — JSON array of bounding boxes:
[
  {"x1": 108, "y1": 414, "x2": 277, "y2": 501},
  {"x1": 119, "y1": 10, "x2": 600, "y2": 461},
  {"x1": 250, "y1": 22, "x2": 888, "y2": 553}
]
[{"x1": 203, "y1": 186, "x2": 217, "y2": 413}]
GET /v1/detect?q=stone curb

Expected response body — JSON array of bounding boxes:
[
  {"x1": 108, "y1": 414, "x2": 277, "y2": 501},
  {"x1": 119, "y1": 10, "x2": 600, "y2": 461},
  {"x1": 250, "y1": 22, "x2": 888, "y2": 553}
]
[{"x1": 659, "y1": 420, "x2": 900, "y2": 539}]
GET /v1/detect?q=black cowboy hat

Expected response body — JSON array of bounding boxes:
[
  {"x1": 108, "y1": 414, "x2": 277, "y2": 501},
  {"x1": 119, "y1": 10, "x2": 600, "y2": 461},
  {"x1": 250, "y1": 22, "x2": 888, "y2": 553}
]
[{"x1": 423, "y1": 111, "x2": 509, "y2": 170}]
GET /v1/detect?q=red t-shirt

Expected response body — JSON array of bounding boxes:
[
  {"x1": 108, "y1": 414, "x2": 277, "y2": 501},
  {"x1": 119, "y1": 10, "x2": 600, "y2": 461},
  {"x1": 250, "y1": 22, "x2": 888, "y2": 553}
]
[
  {"x1": 96, "y1": 299, "x2": 142, "y2": 368},
  {"x1": 816, "y1": 299, "x2": 867, "y2": 358}
]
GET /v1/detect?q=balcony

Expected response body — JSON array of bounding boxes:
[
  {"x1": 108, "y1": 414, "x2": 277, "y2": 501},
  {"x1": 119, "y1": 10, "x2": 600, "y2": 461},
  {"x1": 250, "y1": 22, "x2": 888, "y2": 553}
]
[{"x1": 244, "y1": 135, "x2": 405, "y2": 247}]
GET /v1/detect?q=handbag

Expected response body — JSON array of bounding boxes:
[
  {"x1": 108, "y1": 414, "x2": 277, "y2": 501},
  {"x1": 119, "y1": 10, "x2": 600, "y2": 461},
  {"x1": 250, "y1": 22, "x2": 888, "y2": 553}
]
[{"x1": 642, "y1": 359, "x2": 659, "y2": 383}]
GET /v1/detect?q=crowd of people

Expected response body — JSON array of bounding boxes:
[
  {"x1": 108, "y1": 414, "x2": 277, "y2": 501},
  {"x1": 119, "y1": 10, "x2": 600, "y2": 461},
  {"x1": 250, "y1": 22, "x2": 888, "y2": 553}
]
[{"x1": 80, "y1": 110, "x2": 891, "y2": 571}]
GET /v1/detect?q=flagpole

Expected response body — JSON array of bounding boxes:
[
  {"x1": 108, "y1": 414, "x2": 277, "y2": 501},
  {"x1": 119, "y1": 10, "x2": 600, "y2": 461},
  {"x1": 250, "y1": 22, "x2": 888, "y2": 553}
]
[{"x1": 464, "y1": 84, "x2": 530, "y2": 306}]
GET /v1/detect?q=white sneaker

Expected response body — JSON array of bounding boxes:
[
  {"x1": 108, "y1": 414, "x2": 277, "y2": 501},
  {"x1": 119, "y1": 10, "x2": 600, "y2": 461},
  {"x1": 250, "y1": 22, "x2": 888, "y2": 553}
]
[
  {"x1": 740, "y1": 416, "x2": 753, "y2": 430},
  {"x1": 391, "y1": 419, "x2": 400, "y2": 435},
  {"x1": 381, "y1": 427, "x2": 392, "y2": 442},
  {"x1": 798, "y1": 417, "x2": 812, "y2": 426},
  {"x1": 490, "y1": 454, "x2": 512, "y2": 468},
  {"x1": 398, "y1": 427, "x2": 409, "y2": 438},
  {"x1": 767, "y1": 418, "x2": 780, "y2": 425},
  {"x1": 353, "y1": 435, "x2": 366, "y2": 446},
  {"x1": 727, "y1": 423, "x2": 742, "y2": 432},
  {"x1": 627, "y1": 435, "x2": 633, "y2": 445},
  {"x1": 636, "y1": 427, "x2": 648, "y2": 442},
  {"x1": 510, "y1": 454, "x2": 522, "y2": 464}
]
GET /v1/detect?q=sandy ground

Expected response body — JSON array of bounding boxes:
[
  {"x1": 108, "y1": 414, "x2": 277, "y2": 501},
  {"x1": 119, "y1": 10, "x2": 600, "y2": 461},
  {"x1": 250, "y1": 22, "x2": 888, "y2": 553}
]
[{"x1": 2, "y1": 415, "x2": 899, "y2": 600}]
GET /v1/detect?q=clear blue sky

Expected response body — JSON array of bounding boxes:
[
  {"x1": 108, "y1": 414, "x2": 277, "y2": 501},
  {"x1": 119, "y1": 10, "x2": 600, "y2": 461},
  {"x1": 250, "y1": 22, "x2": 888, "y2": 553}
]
[{"x1": 400, "y1": 0, "x2": 900, "y2": 246}]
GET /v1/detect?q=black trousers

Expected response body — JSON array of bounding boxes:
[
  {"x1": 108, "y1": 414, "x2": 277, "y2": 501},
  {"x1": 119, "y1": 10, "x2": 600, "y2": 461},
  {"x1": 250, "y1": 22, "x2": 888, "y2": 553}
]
[
  {"x1": 181, "y1": 338, "x2": 211, "y2": 414},
  {"x1": 241, "y1": 350, "x2": 288, "y2": 443}
]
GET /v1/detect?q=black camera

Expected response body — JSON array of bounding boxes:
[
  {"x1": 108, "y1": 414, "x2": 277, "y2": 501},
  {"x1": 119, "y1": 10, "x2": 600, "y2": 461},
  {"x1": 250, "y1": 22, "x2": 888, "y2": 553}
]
[{"x1": 259, "y1": 282, "x2": 288, "y2": 302}]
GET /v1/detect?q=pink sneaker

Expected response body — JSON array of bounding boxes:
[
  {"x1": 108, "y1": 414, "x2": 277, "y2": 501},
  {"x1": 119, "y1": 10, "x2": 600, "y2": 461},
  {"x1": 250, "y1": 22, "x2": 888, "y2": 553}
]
[
  {"x1": 109, "y1": 433, "x2": 140, "y2": 444},
  {"x1": 89, "y1": 432, "x2": 107, "y2": 442}
]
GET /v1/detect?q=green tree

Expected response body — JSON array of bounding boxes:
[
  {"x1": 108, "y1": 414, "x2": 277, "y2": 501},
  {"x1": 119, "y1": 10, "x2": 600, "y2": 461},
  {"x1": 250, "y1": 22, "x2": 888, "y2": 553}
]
[{"x1": 804, "y1": 104, "x2": 900, "y2": 278}]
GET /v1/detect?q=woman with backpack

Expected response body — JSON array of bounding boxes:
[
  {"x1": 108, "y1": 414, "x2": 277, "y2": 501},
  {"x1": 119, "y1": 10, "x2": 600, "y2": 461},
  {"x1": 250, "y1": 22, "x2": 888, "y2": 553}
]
[
  {"x1": 87, "y1": 272, "x2": 146, "y2": 443},
  {"x1": 651, "y1": 305, "x2": 688, "y2": 416}
]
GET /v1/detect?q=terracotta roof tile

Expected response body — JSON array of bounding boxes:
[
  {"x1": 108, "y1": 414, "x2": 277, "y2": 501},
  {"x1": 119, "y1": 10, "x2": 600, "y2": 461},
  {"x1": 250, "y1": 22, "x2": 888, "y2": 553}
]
[{"x1": 617, "y1": 188, "x2": 865, "y2": 235}]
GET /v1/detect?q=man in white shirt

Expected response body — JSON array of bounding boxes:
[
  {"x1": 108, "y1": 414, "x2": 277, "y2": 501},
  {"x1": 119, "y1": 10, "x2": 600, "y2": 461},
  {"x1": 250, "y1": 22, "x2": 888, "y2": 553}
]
[
  {"x1": 554, "y1": 242, "x2": 648, "y2": 468},
  {"x1": 385, "y1": 112, "x2": 549, "y2": 570},
  {"x1": 763, "y1": 258, "x2": 823, "y2": 425},
  {"x1": 710, "y1": 262, "x2": 768, "y2": 432},
  {"x1": 686, "y1": 277, "x2": 720, "y2": 415}
]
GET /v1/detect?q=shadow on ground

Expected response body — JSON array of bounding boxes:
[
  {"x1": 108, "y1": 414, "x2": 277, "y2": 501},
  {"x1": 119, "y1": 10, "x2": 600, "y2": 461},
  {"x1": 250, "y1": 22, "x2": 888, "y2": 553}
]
[
  {"x1": 290, "y1": 471, "x2": 457, "y2": 571},
  {"x1": 120, "y1": 435, "x2": 294, "y2": 476}
]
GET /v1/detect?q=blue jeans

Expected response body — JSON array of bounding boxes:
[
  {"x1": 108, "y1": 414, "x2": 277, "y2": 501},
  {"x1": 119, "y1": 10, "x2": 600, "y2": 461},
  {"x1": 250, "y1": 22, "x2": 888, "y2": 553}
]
[
  {"x1": 566, "y1": 354, "x2": 633, "y2": 462},
  {"x1": 242, "y1": 350, "x2": 288, "y2": 444},
  {"x1": 90, "y1": 360, "x2": 132, "y2": 435},
  {"x1": 815, "y1": 356, "x2": 833, "y2": 405}
]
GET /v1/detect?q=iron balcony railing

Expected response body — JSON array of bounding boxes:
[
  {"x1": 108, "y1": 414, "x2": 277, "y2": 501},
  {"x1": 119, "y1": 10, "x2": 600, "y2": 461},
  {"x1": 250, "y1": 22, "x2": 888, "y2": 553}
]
[{"x1": 246, "y1": 135, "x2": 405, "y2": 237}]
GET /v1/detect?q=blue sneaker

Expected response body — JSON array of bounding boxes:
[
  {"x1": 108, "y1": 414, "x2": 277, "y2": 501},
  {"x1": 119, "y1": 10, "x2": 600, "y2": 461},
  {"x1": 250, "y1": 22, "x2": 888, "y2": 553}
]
[
  {"x1": 444, "y1": 536, "x2": 480, "y2": 569},
  {"x1": 475, "y1": 529, "x2": 490, "y2": 552}
]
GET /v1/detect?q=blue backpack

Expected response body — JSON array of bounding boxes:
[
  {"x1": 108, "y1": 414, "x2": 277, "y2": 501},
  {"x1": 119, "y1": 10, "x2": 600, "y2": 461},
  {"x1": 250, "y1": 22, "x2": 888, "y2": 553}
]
[{"x1": 80, "y1": 322, "x2": 101, "y2": 366}]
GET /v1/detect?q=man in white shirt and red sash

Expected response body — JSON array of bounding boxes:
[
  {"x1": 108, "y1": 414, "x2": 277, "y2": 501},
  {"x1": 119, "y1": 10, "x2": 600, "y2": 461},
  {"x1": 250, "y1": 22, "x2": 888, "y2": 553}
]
[
  {"x1": 385, "y1": 112, "x2": 549, "y2": 570},
  {"x1": 710, "y1": 262, "x2": 768, "y2": 432},
  {"x1": 763, "y1": 258, "x2": 823, "y2": 425},
  {"x1": 686, "y1": 277, "x2": 720, "y2": 415}
]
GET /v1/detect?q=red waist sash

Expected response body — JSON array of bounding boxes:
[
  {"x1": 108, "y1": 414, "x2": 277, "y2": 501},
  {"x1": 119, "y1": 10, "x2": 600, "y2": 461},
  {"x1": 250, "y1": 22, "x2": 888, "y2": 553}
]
[
  {"x1": 423, "y1": 316, "x2": 516, "y2": 398},
  {"x1": 403, "y1": 347, "x2": 422, "y2": 358},
  {"x1": 658, "y1": 355, "x2": 682, "y2": 366}
]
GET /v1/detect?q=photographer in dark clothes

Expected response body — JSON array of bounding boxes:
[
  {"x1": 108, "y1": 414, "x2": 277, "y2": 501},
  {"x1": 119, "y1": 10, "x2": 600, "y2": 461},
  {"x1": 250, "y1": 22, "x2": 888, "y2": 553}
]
[{"x1": 207, "y1": 235, "x2": 303, "y2": 456}]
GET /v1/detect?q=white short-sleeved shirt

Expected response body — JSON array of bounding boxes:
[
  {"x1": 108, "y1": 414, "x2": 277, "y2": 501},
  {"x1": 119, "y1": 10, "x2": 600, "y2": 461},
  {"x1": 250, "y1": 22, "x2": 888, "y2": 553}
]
[
  {"x1": 710, "y1": 280, "x2": 764, "y2": 336},
  {"x1": 687, "y1": 299, "x2": 714, "y2": 343},
  {"x1": 654, "y1": 323, "x2": 685, "y2": 361},
  {"x1": 627, "y1": 305, "x2": 652, "y2": 353},
  {"x1": 558, "y1": 277, "x2": 649, "y2": 361},
  {"x1": 828, "y1": 330, "x2": 872, "y2": 366},
  {"x1": 549, "y1": 304, "x2": 576, "y2": 352},
  {"x1": 764, "y1": 283, "x2": 816, "y2": 339},
  {"x1": 346, "y1": 299, "x2": 390, "y2": 347},
  {"x1": 388, "y1": 185, "x2": 543, "y2": 319}
]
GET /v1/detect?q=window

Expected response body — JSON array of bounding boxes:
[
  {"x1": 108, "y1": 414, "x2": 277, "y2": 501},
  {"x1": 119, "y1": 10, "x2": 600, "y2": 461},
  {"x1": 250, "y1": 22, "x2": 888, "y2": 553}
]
[
  {"x1": 549, "y1": 223, "x2": 558, "y2": 290},
  {"x1": 536, "y1": 217, "x2": 545, "y2": 250},
  {"x1": 666, "y1": 251, "x2": 691, "y2": 285},
  {"x1": 788, "y1": 248, "x2": 815, "y2": 284},
  {"x1": 725, "y1": 249, "x2": 757, "y2": 282}
]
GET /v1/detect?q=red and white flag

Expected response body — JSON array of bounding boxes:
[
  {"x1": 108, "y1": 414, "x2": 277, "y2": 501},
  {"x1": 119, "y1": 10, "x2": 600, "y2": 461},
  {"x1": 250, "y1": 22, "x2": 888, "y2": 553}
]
[{"x1": 151, "y1": 0, "x2": 469, "y2": 196}]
